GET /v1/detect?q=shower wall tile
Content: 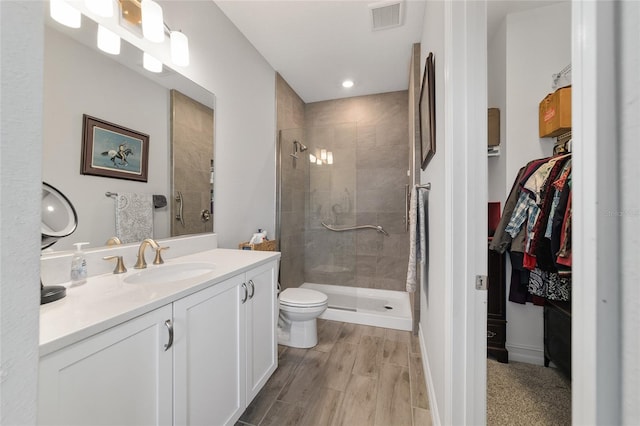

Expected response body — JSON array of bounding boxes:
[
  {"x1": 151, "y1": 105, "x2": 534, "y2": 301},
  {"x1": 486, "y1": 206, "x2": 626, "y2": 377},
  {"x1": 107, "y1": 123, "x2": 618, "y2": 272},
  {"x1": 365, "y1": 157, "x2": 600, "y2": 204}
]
[
  {"x1": 378, "y1": 122, "x2": 409, "y2": 147},
  {"x1": 357, "y1": 125, "x2": 377, "y2": 146},
  {"x1": 301, "y1": 91, "x2": 410, "y2": 291}
]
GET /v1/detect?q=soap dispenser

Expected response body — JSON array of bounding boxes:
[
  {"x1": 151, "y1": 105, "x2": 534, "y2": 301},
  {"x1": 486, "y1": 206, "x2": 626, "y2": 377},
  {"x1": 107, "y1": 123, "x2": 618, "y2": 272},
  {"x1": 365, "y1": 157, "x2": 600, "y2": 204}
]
[{"x1": 70, "y1": 242, "x2": 89, "y2": 286}]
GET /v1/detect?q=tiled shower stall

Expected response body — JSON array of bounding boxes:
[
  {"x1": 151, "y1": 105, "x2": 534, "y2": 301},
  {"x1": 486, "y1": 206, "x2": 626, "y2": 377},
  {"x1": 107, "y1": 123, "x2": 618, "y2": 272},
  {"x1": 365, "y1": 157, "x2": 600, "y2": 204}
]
[{"x1": 277, "y1": 74, "x2": 410, "y2": 294}]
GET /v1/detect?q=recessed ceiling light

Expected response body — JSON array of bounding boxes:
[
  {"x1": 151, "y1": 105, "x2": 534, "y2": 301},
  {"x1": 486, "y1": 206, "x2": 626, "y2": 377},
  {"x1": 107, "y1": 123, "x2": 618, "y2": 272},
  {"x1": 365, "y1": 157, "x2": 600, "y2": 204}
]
[{"x1": 342, "y1": 80, "x2": 354, "y2": 88}]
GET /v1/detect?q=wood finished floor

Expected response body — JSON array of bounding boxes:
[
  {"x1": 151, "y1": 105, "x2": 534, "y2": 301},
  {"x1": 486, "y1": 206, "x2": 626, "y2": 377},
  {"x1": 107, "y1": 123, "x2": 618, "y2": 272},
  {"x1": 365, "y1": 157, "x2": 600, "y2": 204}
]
[{"x1": 237, "y1": 319, "x2": 432, "y2": 426}]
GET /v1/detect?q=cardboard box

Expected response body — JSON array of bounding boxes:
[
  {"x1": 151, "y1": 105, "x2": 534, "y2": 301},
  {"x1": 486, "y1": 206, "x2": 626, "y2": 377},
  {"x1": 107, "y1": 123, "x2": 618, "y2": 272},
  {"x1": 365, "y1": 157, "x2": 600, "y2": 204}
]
[
  {"x1": 539, "y1": 86, "x2": 571, "y2": 138},
  {"x1": 488, "y1": 108, "x2": 500, "y2": 146}
]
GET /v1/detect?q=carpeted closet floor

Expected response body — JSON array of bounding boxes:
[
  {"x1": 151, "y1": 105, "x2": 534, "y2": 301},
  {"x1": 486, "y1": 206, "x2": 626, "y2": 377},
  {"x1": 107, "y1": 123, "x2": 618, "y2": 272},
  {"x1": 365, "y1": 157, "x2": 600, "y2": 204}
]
[{"x1": 487, "y1": 358, "x2": 571, "y2": 426}]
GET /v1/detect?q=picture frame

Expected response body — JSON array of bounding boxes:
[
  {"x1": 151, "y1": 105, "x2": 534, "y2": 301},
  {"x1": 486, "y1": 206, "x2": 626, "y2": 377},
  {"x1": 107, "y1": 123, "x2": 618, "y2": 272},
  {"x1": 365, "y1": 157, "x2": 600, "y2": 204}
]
[
  {"x1": 81, "y1": 114, "x2": 149, "y2": 182},
  {"x1": 419, "y1": 52, "x2": 436, "y2": 170}
]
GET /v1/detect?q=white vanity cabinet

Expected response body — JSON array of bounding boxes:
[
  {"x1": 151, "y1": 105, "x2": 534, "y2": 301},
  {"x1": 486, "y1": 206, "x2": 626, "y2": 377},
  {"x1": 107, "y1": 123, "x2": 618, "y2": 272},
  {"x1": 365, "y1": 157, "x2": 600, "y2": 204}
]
[
  {"x1": 244, "y1": 261, "x2": 278, "y2": 402},
  {"x1": 173, "y1": 273, "x2": 245, "y2": 425},
  {"x1": 38, "y1": 258, "x2": 278, "y2": 426},
  {"x1": 173, "y1": 260, "x2": 278, "y2": 425},
  {"x1": 38, "y1": 305, "x2": 174, "y2": 426}
]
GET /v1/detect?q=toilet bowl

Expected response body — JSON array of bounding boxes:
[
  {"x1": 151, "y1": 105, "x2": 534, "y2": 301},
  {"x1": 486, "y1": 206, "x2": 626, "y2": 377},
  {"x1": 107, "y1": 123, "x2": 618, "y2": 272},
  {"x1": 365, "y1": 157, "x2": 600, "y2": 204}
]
[{"x1": 278, "y1": 287, "x2": 328, "y2": 348}]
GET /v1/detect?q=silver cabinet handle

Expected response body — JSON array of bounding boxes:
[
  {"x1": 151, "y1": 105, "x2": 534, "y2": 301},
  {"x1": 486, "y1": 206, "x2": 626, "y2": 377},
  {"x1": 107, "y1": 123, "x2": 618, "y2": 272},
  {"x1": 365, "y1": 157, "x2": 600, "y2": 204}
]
[
  {"x1": 175, "y1": 192, "x2": 185, "y2": 227},
  {"x1": 248, "y1": 280, "x2": 255, "y2": 299},
  {"x1": 241, "y1": 283, "x2": 248, "y2": 304},
  {"x1": 164, "y1": 319, "x2": 174, "y2": 351}
]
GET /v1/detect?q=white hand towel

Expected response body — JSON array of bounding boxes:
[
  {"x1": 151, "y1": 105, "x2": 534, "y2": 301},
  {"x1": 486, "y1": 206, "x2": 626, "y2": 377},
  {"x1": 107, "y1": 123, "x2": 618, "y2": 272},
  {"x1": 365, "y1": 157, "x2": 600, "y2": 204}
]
[{"x1": 115, "y1": 193, "x2": 153, "y2": 244}]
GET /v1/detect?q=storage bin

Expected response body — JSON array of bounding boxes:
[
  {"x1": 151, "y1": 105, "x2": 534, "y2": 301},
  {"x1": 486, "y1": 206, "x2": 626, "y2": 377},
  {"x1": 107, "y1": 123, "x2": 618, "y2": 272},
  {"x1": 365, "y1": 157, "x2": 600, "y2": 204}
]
[
  {"x1": 238, "y1": 239, "x2": 278, "y2": 251},
  {"x1": 488, "y1": 108, "x2": 500, "y2": 146},
  {"x1": 539, "y1": 86, "x2": 571, "y2": 138}
]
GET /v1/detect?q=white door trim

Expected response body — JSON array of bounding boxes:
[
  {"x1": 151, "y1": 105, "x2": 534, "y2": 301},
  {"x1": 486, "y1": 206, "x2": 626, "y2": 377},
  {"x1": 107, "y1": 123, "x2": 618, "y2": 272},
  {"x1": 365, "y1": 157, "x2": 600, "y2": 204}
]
[
  {"x1": 572, "y1": 1, "x2": 621, "y2": 424},
  {"x1": 444, "y1": 1, "x2": 488, "y2": 424}
]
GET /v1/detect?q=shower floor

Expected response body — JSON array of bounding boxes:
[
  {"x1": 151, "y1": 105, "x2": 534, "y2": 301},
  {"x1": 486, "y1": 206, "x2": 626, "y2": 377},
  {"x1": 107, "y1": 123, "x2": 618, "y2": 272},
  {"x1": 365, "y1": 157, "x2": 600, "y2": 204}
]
[{"x1": 301, "y1": 283, "x2": 412, "y2": 331}]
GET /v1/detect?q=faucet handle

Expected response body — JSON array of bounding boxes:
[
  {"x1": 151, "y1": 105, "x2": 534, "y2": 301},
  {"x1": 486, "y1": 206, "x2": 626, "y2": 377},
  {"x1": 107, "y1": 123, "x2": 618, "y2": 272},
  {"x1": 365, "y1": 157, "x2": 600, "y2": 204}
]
[
  {"x1": 105, "y1": 236, "x2": 122, "y2": 246},
  {"x1": 154, "y1": 246, "x2": 170, "y2": 265},
  {"x1": 103, "y1": 255, "x2": 127, "y2": 274}
]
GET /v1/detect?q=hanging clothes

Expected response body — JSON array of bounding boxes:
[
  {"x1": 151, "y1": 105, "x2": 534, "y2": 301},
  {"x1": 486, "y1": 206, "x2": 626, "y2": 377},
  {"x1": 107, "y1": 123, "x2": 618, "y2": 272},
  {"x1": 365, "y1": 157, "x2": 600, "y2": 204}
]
[{"x1": 491, "y1": 154, "x2": 572, "y2": 304}]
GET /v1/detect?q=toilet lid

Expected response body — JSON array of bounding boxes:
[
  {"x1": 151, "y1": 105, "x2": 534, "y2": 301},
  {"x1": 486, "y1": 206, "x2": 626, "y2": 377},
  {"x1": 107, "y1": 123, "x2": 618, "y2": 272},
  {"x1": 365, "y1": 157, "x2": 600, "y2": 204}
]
[{"x1": 279, "y1": 288, "x2": 328, "y2": 307}]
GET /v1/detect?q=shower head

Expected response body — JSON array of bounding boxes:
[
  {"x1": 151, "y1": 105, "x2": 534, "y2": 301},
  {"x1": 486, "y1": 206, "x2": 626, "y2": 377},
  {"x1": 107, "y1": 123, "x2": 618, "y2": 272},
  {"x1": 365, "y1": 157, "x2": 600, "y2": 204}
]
[{"x1": 294, "y1": 140, "x2": 308, "y2": 152}]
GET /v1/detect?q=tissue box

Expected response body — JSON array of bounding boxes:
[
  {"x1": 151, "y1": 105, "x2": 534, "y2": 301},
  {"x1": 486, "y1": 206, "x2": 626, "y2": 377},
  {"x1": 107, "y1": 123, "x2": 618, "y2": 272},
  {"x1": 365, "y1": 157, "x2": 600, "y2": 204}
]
[{"x1": 238, "y1": 240, "x2": 278, "y2": 251}]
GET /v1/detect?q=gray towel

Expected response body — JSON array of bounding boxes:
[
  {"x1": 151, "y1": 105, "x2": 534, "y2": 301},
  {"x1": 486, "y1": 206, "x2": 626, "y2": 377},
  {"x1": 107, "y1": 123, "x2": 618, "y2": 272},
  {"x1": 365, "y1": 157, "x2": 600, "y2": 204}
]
[
  {"x1": 115, "y1": 193, "x2": 153, "y2": 244},
  {"x1": 406, "y1": 185, "x2": 428, "y2": 292}
]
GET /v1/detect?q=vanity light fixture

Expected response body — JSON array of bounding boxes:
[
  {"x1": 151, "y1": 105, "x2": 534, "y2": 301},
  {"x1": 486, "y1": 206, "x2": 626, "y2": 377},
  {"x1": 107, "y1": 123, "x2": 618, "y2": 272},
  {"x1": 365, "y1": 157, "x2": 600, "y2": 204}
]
[
  {"x1": 342, "y1": 80, "x2": 354, "y2": 88},
  {"x1": 143, "y1": 52, "x2": 163, "y2": 73},
  {"x1": 118, "y1": 0, "x2": 191, "y2": 67},
  {"x1": 170, "y1": 30, "x2": 190, "y2": 67},
  {"x1": 85, "y1": 0, "x2": 114, "y2": 18},
  {"x1": 97, "y1": 25, "x2": 121, "y2": 55},
  {"x1": 50, "y1": 0, "x2": 81, "y2": 28},
  {"x1": 141, "y1": 0, "x2": 164, "y2": 43}
]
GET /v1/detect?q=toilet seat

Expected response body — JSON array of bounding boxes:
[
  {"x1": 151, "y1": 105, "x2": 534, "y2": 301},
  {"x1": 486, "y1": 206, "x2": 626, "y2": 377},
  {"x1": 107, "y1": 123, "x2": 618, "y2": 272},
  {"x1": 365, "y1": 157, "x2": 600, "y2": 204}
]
[{"x1": 279, "y1": 288, "x2": 328, "y2": 308}]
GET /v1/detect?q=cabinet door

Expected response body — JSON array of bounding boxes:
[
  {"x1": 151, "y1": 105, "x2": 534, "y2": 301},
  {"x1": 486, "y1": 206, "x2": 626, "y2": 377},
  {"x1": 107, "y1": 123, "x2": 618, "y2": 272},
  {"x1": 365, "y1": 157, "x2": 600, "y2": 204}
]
[
  {"x1": 38, "y1": 305, "x2": 173, "y2": 426},
  {"x1": 245, "y1": 261, "x2": 278, "y2": 402},
  {"x1": 173, "y1": 274, "x2": 245, "y2": 426}
]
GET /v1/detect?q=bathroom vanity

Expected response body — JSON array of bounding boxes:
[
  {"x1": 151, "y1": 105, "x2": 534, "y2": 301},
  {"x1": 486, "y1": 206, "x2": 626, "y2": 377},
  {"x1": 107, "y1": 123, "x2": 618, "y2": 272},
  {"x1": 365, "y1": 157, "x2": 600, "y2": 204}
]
[{"x1": 38, "y1": 235, "x2": 279, "y2": 426}]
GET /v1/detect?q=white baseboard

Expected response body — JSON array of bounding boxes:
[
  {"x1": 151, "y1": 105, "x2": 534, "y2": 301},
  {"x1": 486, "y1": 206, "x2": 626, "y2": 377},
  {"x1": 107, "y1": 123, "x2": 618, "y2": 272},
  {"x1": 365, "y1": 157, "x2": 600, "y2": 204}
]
[
  {"x1": 505, "y1": 343, "x2": 545, "y2": 365},
  {"x1": 418, "y1": 324, "x2": 441, "y2": 426}
]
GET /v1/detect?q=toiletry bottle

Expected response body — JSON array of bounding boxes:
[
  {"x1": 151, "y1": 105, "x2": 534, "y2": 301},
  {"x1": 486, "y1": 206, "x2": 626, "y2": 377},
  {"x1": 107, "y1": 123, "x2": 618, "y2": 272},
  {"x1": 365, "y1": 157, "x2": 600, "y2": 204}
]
[{"x1": 70, "y1": 242, "x2": 89, "y2": 286}]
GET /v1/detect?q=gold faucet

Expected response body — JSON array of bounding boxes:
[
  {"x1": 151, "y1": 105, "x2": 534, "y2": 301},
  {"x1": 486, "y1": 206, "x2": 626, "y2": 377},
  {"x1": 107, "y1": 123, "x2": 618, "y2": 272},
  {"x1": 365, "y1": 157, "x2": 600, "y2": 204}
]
[
  {"x1": 134, "y1": 239, "x2": 160, "y2": 269},
  {"x1": 105, "y1": 236, "x2": 122, "y2": 246},
  {"x1": 103, "y1": 255, "x2": 127, "y2": 274}
]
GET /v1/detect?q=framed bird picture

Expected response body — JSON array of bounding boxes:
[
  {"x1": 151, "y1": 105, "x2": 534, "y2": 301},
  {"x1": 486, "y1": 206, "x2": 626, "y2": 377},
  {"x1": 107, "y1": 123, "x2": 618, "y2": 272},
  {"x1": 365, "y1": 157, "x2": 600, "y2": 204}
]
[{"x1": 81, "y1": 114, "x2": 149, "y2": 182}]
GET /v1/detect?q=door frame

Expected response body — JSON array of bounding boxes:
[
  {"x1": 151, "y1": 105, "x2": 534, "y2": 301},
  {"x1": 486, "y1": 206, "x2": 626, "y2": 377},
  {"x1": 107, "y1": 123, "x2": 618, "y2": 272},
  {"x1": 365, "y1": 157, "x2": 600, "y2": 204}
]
[
  {"x1": 454, "y1": 0, "x2": 620, "y2": 424},
  {"x1": 444, "y1": 0, "x2": 488, "y2": 424}
]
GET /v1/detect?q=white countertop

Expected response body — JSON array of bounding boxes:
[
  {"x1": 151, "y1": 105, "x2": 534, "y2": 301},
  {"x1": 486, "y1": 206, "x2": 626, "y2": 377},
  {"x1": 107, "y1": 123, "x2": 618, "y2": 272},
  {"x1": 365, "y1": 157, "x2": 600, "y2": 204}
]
[{"x1": 40, "y1": 248, "x2": 280, "y2": 356}]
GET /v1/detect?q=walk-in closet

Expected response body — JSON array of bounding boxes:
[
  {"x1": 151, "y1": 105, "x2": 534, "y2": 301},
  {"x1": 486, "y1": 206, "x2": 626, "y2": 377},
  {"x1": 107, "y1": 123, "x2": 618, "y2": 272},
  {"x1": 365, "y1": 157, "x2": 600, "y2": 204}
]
[{"x1": 485, "y1": 2, "x2": 572, "y2": 424}]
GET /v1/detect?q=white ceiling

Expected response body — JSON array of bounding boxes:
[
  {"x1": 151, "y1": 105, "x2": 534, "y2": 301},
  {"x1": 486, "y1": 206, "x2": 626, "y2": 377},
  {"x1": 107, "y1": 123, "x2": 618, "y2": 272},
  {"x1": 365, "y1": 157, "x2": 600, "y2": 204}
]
[{"x1": 215, "y1": 0, "x2": 562, "y2": 104}]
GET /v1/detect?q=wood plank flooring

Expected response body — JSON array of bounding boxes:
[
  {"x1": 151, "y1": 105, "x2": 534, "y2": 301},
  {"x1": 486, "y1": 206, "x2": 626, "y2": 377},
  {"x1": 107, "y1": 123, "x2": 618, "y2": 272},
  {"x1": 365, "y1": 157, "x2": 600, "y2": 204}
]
[{"x1": 237, "y1": 319, "x2": 432, "y2": 426}]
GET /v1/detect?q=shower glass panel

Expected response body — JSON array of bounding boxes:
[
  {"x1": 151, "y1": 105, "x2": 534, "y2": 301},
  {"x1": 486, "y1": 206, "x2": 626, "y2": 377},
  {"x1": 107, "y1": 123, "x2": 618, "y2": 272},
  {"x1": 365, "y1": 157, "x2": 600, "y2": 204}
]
[
  {"x1": 305, "y1": 123, "x2": 358, "y2": 288},
  {"x1": 278, "y1": 124, "x2": 358, "y2": 294}
]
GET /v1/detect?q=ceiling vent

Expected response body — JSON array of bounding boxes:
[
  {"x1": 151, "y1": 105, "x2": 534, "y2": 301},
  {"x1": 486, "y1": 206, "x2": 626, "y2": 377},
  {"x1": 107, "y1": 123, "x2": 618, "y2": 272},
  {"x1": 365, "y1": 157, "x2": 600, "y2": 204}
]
[{"x1": 369, "y1": 0, "x2": 404, "y2": 31}]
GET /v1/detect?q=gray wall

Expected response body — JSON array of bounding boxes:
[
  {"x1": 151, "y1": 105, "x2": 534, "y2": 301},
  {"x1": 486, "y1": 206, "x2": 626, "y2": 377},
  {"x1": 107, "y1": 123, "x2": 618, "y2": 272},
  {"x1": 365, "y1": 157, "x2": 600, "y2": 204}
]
[{"x1": 304, "y1": 91, "x2": 410, "y2": 291}]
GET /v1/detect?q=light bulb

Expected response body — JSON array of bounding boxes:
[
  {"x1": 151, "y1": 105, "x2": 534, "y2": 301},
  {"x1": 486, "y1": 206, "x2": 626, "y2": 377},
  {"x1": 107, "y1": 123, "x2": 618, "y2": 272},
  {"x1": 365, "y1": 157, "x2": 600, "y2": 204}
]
[
  {"x1": 141, "y1": 0, "x2": 164, "y2": 43},
  {"x1": 97, "y1": 25, "x2": 120, "y2": 55},
  {"x1": 50, "y1": 0, "x2": 81, "y2": 29},
  {"x1": 170, "y1": 31, "x2": 190, "y2": 67},
  {"x1": 143, "y1": 52, "x2": 162, "y2": 73},
  {"x1": 85, "y1": 0, "x2": 113, "y2": 17}
]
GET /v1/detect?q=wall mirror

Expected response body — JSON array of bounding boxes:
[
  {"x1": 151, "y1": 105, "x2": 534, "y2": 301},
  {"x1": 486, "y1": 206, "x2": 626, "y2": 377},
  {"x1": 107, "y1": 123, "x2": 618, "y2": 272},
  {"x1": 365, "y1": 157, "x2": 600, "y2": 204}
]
[{"x1": 43, "y1": 12, "x2": 215, "y2": 251}]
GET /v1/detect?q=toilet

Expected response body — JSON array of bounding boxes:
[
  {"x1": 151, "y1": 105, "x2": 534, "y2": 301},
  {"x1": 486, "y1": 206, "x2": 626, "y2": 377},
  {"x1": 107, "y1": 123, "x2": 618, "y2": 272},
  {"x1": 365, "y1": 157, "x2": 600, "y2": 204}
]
[{"x1": 278, "y1": 287, "x2": 328, "y2": 348}]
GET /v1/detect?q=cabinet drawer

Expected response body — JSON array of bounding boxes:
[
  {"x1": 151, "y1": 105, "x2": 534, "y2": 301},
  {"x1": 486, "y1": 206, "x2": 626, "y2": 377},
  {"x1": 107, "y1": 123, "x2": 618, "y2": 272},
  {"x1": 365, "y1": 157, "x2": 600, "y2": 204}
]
[{"x1": 487, "y1": 320, "x2": 506, "y2": 348}]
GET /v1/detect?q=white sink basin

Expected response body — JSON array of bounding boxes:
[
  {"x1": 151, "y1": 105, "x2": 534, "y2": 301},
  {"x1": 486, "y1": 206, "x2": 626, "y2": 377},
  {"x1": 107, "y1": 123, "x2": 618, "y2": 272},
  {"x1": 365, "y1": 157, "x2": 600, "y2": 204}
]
[{"x1": 124, "y1": 262, "x2": 216, "y2": 285}]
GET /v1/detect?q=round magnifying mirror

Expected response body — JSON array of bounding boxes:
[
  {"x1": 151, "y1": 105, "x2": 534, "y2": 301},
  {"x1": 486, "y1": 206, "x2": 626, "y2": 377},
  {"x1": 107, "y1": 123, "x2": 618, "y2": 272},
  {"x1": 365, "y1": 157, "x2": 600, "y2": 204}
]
[
  {"x1": 41, "y1": 182, "x2": 78, "y2": 250},
  {"x1": 41, "y1": 182, "x2": 78, "y2": 304}
]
